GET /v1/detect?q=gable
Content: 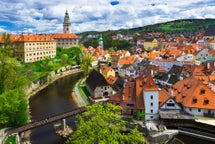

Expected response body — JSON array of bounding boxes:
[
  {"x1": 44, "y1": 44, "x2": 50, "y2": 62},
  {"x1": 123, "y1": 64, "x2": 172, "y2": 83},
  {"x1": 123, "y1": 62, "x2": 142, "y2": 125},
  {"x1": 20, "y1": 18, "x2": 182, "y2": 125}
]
[{"x1": 160, "y1": 98, "x2": 181, "y2": 110}]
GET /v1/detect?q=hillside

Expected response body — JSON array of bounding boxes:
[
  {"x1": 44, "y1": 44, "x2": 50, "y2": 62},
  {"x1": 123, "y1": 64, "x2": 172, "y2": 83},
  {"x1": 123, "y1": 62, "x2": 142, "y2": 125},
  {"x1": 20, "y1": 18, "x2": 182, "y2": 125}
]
[
  {"x1": 78, "y1": 19, "x2": 215, "y2": 36},
  {"x1": 78, "y1": 18, "x2": 215, "y2": 49}
]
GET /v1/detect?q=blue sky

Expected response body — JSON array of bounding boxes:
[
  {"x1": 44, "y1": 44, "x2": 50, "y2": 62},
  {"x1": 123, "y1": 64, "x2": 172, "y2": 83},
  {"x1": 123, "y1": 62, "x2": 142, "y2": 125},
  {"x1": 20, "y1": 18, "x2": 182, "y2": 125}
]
[{"x1": 0, "y1": 0, "x2": 215, "y2": 34}]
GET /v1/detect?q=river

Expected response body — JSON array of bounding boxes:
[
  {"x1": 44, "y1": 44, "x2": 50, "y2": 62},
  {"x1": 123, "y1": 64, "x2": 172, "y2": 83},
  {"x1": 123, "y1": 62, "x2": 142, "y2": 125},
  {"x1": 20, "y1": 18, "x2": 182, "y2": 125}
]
[{"x1": 29, "y1": 72, "x2": 83, "y2": 144}]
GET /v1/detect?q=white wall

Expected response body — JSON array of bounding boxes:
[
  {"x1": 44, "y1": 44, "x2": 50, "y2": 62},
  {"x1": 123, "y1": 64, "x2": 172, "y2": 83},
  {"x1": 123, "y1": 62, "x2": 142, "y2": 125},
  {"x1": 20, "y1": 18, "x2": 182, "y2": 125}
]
[
  {"x1": 143, "y1": 91, "x2": 159, "y2": 120},
  {"x1": 184, "y1": 107, "x2": 215, "y2": 116}
]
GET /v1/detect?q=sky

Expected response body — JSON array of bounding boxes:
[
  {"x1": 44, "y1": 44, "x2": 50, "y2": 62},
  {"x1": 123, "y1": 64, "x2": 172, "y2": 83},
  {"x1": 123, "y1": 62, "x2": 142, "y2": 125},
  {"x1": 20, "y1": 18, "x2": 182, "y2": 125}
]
[{"x1": 0, "y1": 0, "x2": 215, "y2": 34}]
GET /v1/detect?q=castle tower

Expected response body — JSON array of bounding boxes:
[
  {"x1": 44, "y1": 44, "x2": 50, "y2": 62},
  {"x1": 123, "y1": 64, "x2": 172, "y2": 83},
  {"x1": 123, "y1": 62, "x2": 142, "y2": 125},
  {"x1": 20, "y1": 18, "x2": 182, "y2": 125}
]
[{"x1": 63, "y1": 10, "x2": 71, "y2": 34}]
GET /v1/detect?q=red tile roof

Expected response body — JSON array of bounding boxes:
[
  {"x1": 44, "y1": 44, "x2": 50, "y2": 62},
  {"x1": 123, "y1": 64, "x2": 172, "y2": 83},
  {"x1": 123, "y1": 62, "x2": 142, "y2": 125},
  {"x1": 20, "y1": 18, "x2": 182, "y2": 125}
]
[
  {"x1": 136, "y1": 78, "x2": 144, "y2": 109},
  {"x1": 159, "y1": 89, "x2": 171, "y2": 106},
  {"x1": 15, "y1": 34, "x2": 55, "y2": 42},
  {"x1": 144, "y1": 75, "x2": 158, "y2": 91},
  {"x1": 52, "y1": 33, "x2": 78, "y2": 39},
  {"x1": 124, "y1": 82, "x2": 136, "y2": 102},
  {"x1": 173, "y1": 77, "x2": 215, "y2": 109}
]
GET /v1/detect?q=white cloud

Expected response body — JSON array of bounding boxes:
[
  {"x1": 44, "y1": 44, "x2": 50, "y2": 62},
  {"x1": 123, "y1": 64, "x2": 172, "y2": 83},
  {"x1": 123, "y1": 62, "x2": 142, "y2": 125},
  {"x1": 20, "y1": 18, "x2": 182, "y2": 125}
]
[{"x1": 0, "y1": 0, "x2": 214, "y2": 33}]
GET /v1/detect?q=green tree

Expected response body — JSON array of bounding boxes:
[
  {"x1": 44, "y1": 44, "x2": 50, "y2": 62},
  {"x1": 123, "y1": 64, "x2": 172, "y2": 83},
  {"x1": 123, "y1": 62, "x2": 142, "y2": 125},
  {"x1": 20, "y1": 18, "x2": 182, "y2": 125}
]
[
  {"x1": 0, "y1": 35, "x2": 17, "y2": 93},
  {"x1": 109, "y1": 47, "x2": 115, "y2": 55},
  {"x1": 80, "y1": 53, "x2": 94, "y2": 77},
  {"x1": 61, "y1": 54, "x2": 69, "y2": 65},
  {"x1": 0, "y1": 89, "x2": 28, "y2": 126},
  {"x1": 66, "y1": 103, "x2": 144, "y2": 144}
]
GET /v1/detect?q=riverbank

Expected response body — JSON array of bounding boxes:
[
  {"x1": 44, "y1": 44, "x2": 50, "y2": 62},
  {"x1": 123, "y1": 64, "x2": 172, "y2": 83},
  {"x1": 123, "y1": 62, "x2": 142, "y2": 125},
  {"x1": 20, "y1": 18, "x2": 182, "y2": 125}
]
[
  {"x1": 72, "y1": 78, "x2": 90, "y2": 107},
  {"x1": 27, "y1": 69, "x2": 82, "y2": 99}
]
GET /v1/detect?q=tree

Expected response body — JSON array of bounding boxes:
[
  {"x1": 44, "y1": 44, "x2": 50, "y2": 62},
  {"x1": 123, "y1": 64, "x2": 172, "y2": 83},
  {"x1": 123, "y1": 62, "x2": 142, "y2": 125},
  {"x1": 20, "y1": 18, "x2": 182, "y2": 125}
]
[
  {"x1": 0, "y1": 33, "x2": 17, "y2": 93},
  {"x1": 61, "y1": 54, "x2": 69, "y2": 65},
  {"x1": 109, "y1": 47, "x2": 115, "y2": 55},
  {"x1": 0, "y1": 89, "x2": 28, "y2": 126},
  {"x1": 80, "y1": 53, "x2": 94, "y2": 77},
  {"x1": 66, "y1": 103, "x2": 144, "y2": 144}
]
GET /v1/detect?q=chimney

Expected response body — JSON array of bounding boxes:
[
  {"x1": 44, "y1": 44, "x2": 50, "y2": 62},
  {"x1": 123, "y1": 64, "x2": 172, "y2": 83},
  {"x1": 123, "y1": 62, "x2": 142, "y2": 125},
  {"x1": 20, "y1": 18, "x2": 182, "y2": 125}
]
[
  {"x1": 151, "y1": 69, "x2": 154, "y2": 76},
  {"x1": 170, "y1": 89, "x2": 174, "y2": 97},
  {"x1": 207, "y1": 62, "x2": 210, "y2": 69}
]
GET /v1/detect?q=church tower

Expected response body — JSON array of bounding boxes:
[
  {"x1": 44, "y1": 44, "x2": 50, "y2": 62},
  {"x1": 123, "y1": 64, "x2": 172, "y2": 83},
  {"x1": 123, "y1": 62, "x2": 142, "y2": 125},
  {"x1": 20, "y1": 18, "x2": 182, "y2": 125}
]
[{"x1": 63, "y1": 10, "x2": 71, "y2": 34}]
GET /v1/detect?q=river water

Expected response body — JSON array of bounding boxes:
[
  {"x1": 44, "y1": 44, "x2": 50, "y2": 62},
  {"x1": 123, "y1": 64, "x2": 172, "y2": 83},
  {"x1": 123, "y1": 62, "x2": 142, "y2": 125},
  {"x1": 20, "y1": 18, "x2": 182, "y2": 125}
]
[
  {"x1": 29, "y1": 72, "x2": 213, "y2": 144},
  {"x1": 29, "y1": 72, "x2": 83, "y2": 144}
]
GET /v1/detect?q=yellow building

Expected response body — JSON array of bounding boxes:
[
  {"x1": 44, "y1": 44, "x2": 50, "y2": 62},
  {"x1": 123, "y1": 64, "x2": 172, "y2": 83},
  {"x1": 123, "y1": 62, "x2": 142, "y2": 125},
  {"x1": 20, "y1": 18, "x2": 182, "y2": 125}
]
[
  {"x1": 144, "y1": 38, "x2": 158, "y2": 51},
  {"x1": 13, "y1": 34, "x2": 56, "y2": 63},
  {"x1": 101, "y1": 65, "x2": 115, "y2": 79}
]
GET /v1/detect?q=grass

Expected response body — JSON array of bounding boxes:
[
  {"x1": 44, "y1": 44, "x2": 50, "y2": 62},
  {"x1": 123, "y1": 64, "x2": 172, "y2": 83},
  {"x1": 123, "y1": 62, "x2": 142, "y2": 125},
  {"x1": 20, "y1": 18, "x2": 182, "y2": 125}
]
[
  {"x1": 78, "y1": 78, "x2": 91, "y2": 105},
  {"x1": 5, "y1": 136, "x2": 16, "y2": 144}
]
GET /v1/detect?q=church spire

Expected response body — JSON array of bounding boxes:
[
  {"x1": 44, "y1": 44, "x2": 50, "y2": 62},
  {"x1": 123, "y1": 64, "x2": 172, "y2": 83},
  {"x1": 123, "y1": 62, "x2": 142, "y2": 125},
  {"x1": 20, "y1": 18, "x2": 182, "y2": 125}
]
[{"x1": 63, "y1": 10, "x2": 71, "y2": 33}]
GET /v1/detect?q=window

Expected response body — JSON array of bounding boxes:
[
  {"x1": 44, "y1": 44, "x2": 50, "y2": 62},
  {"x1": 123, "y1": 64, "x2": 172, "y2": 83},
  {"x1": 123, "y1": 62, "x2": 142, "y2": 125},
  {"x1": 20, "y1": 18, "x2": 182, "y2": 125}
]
[
  {"x1": 151, "y1": 103, "x2": 153, "y2": 106},
  {"x1": 198, "y1": 109, "x2": 201, "y2": 112},
  {"x1": 167, "y1": 103, "x2": 175, "y2": 107},
  {"x1": 150, "y1": 116, "x2": 153, "y2": 119},
  {"x1": 127, "y1": 104, "x2": 134, "y2": 107},
  {"x1": 189, "y1": 108, "x2": 192, "y2": 111},
  {"x1": 150, "y1": 95, "x2": 153, "y2": 100},
  {"x1": 200, "y1": 89, "x2": 205, "y2": 94},
  {"x1": 151, "y1": 109, "x2": 153, "y2": 113}
]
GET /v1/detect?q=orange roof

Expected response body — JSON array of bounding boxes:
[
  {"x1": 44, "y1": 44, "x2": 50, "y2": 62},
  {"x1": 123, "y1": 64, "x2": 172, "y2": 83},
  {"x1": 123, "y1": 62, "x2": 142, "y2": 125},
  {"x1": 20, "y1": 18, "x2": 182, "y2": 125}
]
[
  {"x1": 103, "y1": 50, "x2": 109, "y2": 56},
  {"x1": 52, "y1": 33, "x2": 78, "y2": 39},
  {"x1": 15, "y1": 34, "x2": 55, "y2": 42},
  {"x1": 118, "y1": 55, "x2": 138, "y2": 65},
  {"x1": 124, "y1": 82, "x2": 136, "y2": 102},
  {"x1": 159, "y1": 89, "x2": 171, "y2": 106},
  {"x1": 148, "y1": 51, "x2": 162, "y2": 60},
  {"x1": 173, "y1": 77, "x2": 215, "y2": 109},
  {"x1": 144, "y1": 75, "x2": 158, "y2": 91},
  {"x1": 136, "y1": 78, "x2": 144, "y2": 109},
  {"x1": 108, "y1": 91, "x2": 122, "y2": 102},
  {"x1": 166, "y1": 49, "x2": 181, "y2": 57},
  {"x1": 106, "y1": 75, "x2": 117, "y2": 85}
]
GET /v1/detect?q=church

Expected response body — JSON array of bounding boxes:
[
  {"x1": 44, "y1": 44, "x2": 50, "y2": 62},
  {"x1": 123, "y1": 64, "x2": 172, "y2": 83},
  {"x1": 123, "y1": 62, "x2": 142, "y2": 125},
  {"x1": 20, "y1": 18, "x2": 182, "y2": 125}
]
[{"x1": 52, "y1": 10, "x2": 79, "y2": 48}]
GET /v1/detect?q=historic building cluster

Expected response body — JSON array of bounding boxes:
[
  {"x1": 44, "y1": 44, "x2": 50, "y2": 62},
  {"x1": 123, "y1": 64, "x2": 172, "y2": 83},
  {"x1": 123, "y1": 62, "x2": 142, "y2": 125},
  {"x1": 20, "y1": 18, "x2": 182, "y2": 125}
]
[
  {"x1": 84, "y1": 25, "x2": 215, "y2": 121},
  {"x1": 0, "y1": 10, "x2": 78, "y2": 63}
]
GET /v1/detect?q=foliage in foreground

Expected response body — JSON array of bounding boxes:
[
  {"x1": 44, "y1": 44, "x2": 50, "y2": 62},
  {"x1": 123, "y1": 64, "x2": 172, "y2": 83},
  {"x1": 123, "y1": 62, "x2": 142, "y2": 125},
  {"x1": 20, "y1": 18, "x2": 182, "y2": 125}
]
[
  {"x1": 66, "y1": 103, "x2": 144, "y2": 144},
  {"x1": 5, "y1": 135, "x2": 16, "y2": 144}
]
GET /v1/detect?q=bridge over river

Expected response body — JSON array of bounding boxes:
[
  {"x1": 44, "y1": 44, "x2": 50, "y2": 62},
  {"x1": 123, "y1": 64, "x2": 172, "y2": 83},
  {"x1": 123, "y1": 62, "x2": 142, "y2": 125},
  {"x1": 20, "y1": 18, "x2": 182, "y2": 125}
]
[{"x1": 2, "y1": 107, "x2": 86, "y2": 144}]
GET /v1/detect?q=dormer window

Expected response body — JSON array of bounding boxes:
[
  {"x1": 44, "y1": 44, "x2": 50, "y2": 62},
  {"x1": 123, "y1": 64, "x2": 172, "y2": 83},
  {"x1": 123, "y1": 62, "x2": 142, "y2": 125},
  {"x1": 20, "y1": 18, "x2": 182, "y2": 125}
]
[
  {"x1": 182, "y1": 93, "x2": 186, "y2": 98},
  {"x1": 192, "y1": 97, "x2": 197, "y2": 103},
  {"x1": 200, "y1": 89, "x2": 205, "y2": 94},
  {"x1": 204, "y1": 98, "x2": 209, "y2": 105}
]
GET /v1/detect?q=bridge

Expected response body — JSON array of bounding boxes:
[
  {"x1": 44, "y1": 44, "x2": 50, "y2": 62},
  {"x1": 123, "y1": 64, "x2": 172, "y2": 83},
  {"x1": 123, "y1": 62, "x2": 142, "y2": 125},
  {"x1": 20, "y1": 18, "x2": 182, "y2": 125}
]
[{"x1": 2, "y1": 107, "x2": 86, "y2": 143}]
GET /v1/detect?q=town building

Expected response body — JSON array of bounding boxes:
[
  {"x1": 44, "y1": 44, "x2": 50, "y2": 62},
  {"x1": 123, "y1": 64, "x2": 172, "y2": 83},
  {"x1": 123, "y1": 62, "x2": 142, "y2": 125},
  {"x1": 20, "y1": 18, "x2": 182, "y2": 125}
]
[
  {"x1": 52, "y1": 10, "x2": 79, "y2": 48},
  {"x1": 13, "y1": 34, "x2": 56, "y2": 63}
]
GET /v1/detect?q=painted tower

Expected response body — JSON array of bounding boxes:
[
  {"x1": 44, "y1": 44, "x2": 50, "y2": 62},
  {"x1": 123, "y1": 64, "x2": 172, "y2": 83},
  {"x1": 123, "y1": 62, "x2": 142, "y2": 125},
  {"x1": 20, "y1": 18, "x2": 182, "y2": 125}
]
[
  {"x1": 143, "y1": 75, "x2": 159, "y2": 120},
  {"x1": 99, "y1": 34, "x2": 103, "y2": 57},
  {"x1": 63, "y1": 10, "x2": 71, "y2": 34}
]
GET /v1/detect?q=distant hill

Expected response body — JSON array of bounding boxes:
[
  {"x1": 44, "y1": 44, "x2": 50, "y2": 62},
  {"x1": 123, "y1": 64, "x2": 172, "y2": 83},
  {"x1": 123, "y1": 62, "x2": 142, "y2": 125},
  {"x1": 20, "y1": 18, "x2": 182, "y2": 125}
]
[
  {"x1": 78, "y1": 19, "x2": 215, "y2": 49},
  {"x1": 78, "y1": 19, "x2": 215, "y2": 36}
]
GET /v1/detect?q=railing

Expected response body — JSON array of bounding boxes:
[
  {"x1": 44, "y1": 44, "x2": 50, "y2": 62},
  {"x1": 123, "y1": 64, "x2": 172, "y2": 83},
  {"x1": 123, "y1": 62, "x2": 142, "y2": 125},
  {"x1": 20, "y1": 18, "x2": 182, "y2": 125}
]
[
  {"x1": 178, "y1": 127, "x2": 215, "y2": 142},
  {"x1": 2, "y1": 107, "x2": 86, "y2": 143}
]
